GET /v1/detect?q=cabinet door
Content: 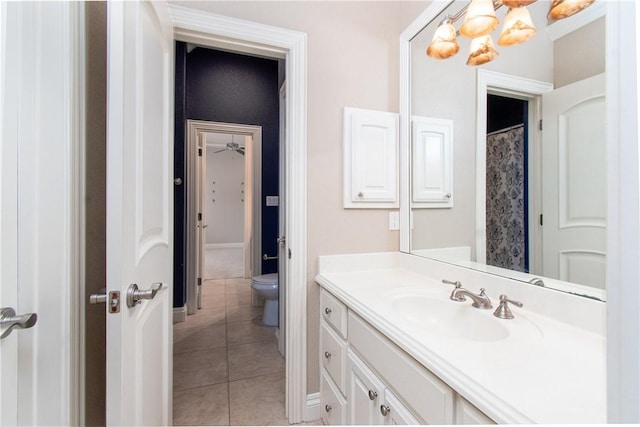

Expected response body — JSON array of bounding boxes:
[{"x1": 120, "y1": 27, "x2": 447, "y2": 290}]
[
  {"x1": 456, "y1": 396, "x2": 496, "y2": 425},
  {"x1": 343, "y1": 107, "x2": 399, "y2": 208},
  {"x1": 412, "y1": 116, "x2": 453, "y2": 208},
  {"x1": 382, "y1": 389, "x2": 422, "y2": 425},
  {"x1": 347, "y1": 349, "x2": 385, "y2": 425}
]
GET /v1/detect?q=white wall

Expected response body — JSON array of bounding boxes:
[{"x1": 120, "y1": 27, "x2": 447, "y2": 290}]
[
  {"x1": 205, "y1": 146, "x2": 245, "y2": 245},
  {"x1": 554, "y1": 16, "x2": 605, "y2": 88},
  {"x1": 169, "y1": 0, "x2": 429, "y2": 393}
]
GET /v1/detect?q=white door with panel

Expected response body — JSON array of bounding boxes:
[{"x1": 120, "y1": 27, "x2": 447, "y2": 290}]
[
  {"x1": 1, "y1": 2, "x2": 79, "y2": 425},
  {"x1": 541, "y1": 73, "x2": 606, "y2": 289},
  {"x1": 105, "y1": 1, "x2": 174, "y2": 425}
]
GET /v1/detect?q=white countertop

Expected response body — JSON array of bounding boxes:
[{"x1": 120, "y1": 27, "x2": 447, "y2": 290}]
[{"x1": 316, "y1": 252, "x2": 606, "y2": 424}]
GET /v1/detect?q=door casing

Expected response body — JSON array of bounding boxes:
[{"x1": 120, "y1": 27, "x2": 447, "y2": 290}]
[{"x1": 170, "y1": 6, "x2": 310, "y2": 422}]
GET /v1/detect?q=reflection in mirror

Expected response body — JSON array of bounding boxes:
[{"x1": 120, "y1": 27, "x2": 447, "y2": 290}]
[{"x1": 408, "y1": 0, "x2": 606, "y2": 300}]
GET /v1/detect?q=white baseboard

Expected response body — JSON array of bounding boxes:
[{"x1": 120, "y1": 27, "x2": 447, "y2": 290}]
[
  {"x1": 205, "y1": 242, "x2": 244, "y2": 250},
  {"x1": 305, "y1": 392, "x2": 321, "y2": 422},
  {"x1": 173, "y1": 305, "x2": 187, "y2": 323}
]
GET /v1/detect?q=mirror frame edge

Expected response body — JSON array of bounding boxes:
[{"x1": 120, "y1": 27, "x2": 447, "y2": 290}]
[{"x1": 400, "y1": 1, "x2": 454, "y2": 253}]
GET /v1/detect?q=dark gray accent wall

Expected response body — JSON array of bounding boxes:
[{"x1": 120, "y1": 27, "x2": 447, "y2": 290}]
[{"x1": 173, "y1": 43, "x2": 280, "y2": 308}]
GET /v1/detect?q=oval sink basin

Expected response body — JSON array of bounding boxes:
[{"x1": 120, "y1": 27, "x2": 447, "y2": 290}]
[{"x1": 392, "y1": 295, "x2": 510, "y2": 342}]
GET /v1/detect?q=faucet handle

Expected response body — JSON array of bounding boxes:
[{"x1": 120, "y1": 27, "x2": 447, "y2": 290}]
[
  {"x1": 493, "y1": 294, "x2": 523, "y2": 319},
  {"x1": 442, "y1": 279, "x2": 465, "y2": 302}
]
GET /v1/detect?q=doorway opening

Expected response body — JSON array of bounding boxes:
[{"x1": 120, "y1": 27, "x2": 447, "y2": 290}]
[
  {"x1": 486, "y1": 95, "x2": 530, "y2": 273},
  {"x1": 174, "y1": 43, "x2": 291, "y2": 425}
]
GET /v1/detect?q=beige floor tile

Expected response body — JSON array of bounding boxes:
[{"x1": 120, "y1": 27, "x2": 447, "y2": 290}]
[
  {"x1": 174, "y1": 307, "x2": 226, "y2": 331},
  {"x1": 226, "y1": 304, "x2": 263, "y2": 324},
  {"x1": 173, "y1": 383, "x2": 230, "y2": 426},
  {"x1": 203, "y1": 279, "x2": 227, "y2": 296},
  {"x1": 225, "y1": 279, "x2": 252, "y2": 295},
  {"x1": 174, "y1": 324, "x2": 226, "y2": 354},
  {"x1": 201, "y1": 292, "x2": 226, "y2": 309},
  {"x1": 225, "y1": 290, "x2": 252, "y2": 307},
  {"x1": 227, "y1": 319, "x2": 277, "y2": 347},
  {"x1": 228, "y1": 340, "x2": 284, "y2": 381},
  {"x1": 229, "y1": 372, "x2": 287, "y2": 426},
  {"x1": 173, "y1": 348, "x2": 228, "y2": 392}
]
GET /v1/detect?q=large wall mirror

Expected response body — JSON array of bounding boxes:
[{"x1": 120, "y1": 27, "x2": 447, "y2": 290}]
[{"x1": 401, "y1": 0, "x2": 607, "y2": 300}]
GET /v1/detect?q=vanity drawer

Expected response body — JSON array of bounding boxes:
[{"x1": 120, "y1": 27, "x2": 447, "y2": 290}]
[
  {"x1": 348, "y1": 311, "x2": 455, "y2": 425},
  {"x1": 321, "y1": 371, "x2": 347, "y2": 425},
  {"x1": 320, "y1": 289, "x2": 347, "y2": 338},
  {"x1": 321, "y1": 321, "x2": 347, "y2": 392}
]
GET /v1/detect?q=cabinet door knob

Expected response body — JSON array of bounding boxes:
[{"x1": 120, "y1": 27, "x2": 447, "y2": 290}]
[
  {"x1": 325, "y1": 404, "x2": 332, "y2": 413},
  {"x1": 357, "y1": 192, "x2": 364, "y2": 198},
  {"x1": 324, "y1": 307, "x2": 332, "y2": 315},
  {"x1": 380, "y1": 405, "x2": 391, "y2": 416},
  {"x1": 324, "y1": 351, "x2": 332, "y2": 359},
  {"x1": 368, "y1": 389, "x2": 378, "y2": 400}
]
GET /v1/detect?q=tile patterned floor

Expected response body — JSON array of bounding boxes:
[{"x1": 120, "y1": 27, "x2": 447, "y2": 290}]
[
  {"x1": 205, "y1": 247, "x2": 244, "y2": 280},
  {"x1": 173, "y1": 278, "x2": 288, "y2": 425}
]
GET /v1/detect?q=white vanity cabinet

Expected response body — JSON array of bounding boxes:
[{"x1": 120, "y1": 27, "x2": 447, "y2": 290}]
[{"x1": 320, "y1": 287, "x2": 497, "y2": 426}]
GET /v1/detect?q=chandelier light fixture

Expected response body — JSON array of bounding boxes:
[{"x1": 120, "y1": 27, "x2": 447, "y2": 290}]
[{"x1": 426, "y1": 0, "x2": 597, "y2": 66}]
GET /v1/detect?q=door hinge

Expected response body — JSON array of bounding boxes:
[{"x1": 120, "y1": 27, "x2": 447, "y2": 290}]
[
  {"x1": 539, "y1": 214, "x2": 543, "y2": 226},
  {"x1": 539, "y1": 119, "x2": 543, "y2": 131},
  {"x1": 198, "y1": 148, "x2": 203, "y2": 156},
  {"x1": 198, "y1": 212, "x2": 202, "y2": 221}
]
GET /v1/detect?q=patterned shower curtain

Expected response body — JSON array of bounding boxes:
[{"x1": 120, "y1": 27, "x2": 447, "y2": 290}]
[{"x1": 486, "y1": 124, "x2": 526, "y2": 272}]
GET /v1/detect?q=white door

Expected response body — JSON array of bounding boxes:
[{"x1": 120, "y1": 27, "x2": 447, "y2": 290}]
[
  {"x1": 542, "y1": 73, "x2": 606, "y2": 289},
  {"x1": 105, "y1": 1, "x2": 174, "y2": 425},
  {"x1": 196, "y1": 133, "x2": 206, "y2": 308},
  {"x1": 1, "y1": 2, "x2": 79, "y2": 425},
  {"x1": 278, "y1": 83, "x2": 287, "y2": 355}
]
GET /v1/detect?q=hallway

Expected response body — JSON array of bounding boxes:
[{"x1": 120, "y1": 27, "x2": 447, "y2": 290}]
[{"x1": 172, "y1": 278, "x2": 286, "y2": 425}]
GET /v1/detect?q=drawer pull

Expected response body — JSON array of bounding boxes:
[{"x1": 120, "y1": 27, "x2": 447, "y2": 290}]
[
  {"x1": 324, "y1": 351, "x2": 332, "y2": 359},
  {"x1": 324, "y1": 307, "x2": 332, "y2": 315},
  {"x1": 325, "y1": 404, "x2": 332, "y2": 413},
  {"x1": 368, "y1": 389, "x2": 378, "y2": 400},
  {"x1": 380, "y1": 405, "x2": 391, "y2": 416}
]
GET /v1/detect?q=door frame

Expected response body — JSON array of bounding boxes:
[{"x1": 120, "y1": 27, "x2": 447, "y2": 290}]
[
  {"x1": 474, "y1": 70, "x2": 553, "y2": 270},
  {"x1": 186, "y1": 119, "x2": 262, "y2": 313},
  {"x1": 170, "y1": 6, "x2": 310, "y2": 423}
]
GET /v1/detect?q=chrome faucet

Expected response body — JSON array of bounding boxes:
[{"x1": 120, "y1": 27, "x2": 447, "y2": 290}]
[{"x1": 442, "y1": 279, "x2": 493, "y2": 309}]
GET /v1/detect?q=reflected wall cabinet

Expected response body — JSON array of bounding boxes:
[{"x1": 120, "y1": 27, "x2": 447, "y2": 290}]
[{"x1": 412, "y1": 116, "x2": 454, "y2": 208}]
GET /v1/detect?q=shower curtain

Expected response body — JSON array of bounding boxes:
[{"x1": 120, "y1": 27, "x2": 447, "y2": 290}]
[{"x1": 486, "y1": 124, "x2": 527, "y2": 272}]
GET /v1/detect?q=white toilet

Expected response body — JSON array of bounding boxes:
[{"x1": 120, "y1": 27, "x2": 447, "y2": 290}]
[{"x1": 251, "y1": 273, "x2": 279, "y2": 326}]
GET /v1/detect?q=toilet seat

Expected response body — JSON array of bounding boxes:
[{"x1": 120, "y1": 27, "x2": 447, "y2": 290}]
[{"x1": 252, "y1": 273, "x2": 278, "y2": 285}]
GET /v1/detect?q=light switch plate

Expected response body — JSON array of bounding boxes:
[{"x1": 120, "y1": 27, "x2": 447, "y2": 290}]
[{"x1": 389, "y1": 211, "x2": 400, "y2": 230}]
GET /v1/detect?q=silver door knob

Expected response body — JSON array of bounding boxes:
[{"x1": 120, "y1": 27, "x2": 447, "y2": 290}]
[
  {"x1": 324, "y1": 307, "x2": 332, "y2": 315},
  {"x1": 380, "y1": 405, "x2": 391, "y2": 416},
  {"x1": 368, "y1": 390, "x2": 378, "y2": 400},
  {"x1": 325, "y1": 404, "x2": 332, "y2": 413},
  {"x1": 127, "y1": 283, "x2": 163, "y2": 308},
  {"x1": 1, "y1": 307, "x2": 37, "y2": 339},
  {"x1": 324, "y1": 351, "x2": 332, "y2": 359}
]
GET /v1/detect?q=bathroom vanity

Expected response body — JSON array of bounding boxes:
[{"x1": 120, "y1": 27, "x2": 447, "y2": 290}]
[{"x1": 316, "y1": 252, "x2": 606, "y2": 424}]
